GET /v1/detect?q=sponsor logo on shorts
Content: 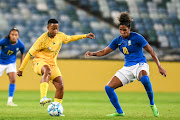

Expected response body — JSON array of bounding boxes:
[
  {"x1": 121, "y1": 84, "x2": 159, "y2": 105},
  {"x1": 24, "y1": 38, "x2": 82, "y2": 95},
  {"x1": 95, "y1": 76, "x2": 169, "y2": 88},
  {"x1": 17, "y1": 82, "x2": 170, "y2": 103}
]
[{"x1": 139, "y1": 62, "x2": 144, "y2": 66}]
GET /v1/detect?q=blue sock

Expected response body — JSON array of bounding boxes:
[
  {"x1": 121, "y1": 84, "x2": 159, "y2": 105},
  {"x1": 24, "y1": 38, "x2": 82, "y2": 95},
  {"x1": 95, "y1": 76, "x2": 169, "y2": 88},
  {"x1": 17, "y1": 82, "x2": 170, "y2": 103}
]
[
  {"x1": 9, "y1": 84, "x2": 16, "y2": 97},
  {"x1": 105, "y1": 85, "x2": 123, "y2": 113},
  {"x1": 140, "y1": 75, "x2": 154, "y2": 105}
]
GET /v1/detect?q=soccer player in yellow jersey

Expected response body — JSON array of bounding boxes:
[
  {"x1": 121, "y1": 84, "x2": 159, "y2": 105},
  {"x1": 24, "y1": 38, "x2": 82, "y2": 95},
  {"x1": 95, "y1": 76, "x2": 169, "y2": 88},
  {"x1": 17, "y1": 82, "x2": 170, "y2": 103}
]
[{"x1": 17, "y1": 19, "x2": 95, "y2": 107}]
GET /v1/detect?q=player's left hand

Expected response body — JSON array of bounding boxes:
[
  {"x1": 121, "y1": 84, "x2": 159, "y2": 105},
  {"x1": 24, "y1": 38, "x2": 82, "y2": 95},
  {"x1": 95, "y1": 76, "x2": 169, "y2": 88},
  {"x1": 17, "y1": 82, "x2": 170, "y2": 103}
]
[
  {"x1": 17, "y1": 70, "x2": 23, "y2": 77},
  {"x1": 158, "y1": 66, "x2": 167, "y2": 77},
  {"x1": 86, "y1": 32, "x2": 95, "y2": 39}
]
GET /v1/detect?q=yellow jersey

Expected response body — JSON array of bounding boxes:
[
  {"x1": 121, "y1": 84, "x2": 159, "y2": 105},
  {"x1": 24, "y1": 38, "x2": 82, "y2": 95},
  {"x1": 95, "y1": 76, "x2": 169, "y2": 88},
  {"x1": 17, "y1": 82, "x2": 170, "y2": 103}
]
[{"x1": 19, "y1": 31, "x2": 87, "y2": 71}]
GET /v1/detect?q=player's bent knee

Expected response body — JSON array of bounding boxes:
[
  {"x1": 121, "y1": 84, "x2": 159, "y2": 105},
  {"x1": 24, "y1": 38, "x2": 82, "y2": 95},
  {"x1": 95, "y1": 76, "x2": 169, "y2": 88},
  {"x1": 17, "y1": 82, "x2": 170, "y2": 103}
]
[
  {"x1": 9, "y1": 76, "x2": 16, "y2": 83},
  {"x1": 10, "y1": 79, "x2": 16, "y2": 84},
  {"x1": 45, "y1": 68, "x2": 51, "y2": 76},
  {"x1": 55, "y1": 81, "x2": 64, "y2": 91},
  {"x1": 42, "y1": 65, "x2": 51, "y2": 75},
  {"x1": 57, "y1": 84, "x2": 64, "y2": 91}
]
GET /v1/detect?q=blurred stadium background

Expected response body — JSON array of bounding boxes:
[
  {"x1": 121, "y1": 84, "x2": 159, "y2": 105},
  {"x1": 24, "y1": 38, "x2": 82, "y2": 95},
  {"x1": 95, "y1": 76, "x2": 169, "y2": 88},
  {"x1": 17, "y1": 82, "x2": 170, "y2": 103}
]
[
  {"x1": 0, "y1": 0, "x2": 180, "y2": 119},
  {"x1": 0, "y1": 0, "x2": 180, "y2": 60},
  {"x1": 0, "y1": 0, "x2": 179, "y2": 92}
]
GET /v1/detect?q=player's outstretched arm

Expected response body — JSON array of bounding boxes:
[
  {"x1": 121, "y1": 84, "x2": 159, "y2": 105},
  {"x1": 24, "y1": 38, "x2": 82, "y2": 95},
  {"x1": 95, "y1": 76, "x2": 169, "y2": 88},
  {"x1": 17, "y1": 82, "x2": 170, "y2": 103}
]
[
  {"x1": 17, "y1": 53, "x2": 25, "y2": 76},
  {"x1": 19, "y1": 53, "x2": 25, "y2": 68},
  {"x1": 144, "y1": 44, "x2": 167, "y2": 77},
  {"x1": 17, "y1": 38, "x2": 41, "y2": 77},
  {"x1": 85, "y1": 46, "x2": 113, "y2": 57},
  {"x1": 17, "y1": 52, "x2": 31, "y2": 77},
  {"x1": 63, "y1": 32, "x2": 95, "y2": 44}
]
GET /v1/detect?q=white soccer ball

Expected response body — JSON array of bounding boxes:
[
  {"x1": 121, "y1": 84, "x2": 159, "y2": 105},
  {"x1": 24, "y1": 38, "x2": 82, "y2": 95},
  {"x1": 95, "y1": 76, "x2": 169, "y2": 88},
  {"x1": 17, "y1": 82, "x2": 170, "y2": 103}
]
[{"x1": 47, "y1": 102, "x2": 63, "y2": 116}]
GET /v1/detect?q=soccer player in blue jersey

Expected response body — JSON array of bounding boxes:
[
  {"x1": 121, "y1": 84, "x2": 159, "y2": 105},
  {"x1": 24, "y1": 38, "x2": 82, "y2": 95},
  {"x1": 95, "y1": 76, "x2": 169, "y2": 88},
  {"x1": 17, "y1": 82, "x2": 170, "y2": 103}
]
[
  {"x1": 85, "y1": 12, "x2": 166, "y2": 117},
  {"x1": 0, "y1": 28, "x2": 25, "y2": 106}
]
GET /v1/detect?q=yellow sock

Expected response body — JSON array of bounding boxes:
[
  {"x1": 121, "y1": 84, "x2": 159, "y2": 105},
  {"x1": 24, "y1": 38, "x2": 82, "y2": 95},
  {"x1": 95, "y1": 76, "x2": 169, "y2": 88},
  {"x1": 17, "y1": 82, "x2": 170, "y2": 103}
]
[
  {"x1": 40, "y1": 82, "x2": 49, "y2": 99},
  {"x1": 54, "y1": 98, "x2": 63, "y2": 104}
]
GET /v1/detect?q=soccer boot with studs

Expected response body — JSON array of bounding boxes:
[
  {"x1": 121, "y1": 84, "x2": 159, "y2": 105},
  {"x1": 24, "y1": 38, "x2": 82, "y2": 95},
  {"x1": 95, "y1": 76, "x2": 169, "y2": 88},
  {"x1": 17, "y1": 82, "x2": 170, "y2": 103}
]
[
  {"x1": 7, "y1": 102, "x2": 18, "y2": 106},
  {"x1": 107, "y1": 112, "x2": 125, "y2": 117},
  {"x1": 150, "y1": 104, "x2": 159, "y2": 117},
  {"x1": 40, "y1": 96, "x2": 52, "y2": 106}
]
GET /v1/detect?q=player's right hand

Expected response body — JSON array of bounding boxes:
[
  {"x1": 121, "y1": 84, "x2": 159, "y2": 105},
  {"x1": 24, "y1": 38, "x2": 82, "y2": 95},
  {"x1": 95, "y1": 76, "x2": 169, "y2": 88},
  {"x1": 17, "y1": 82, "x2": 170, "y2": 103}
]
[
  {"x1": 158, "y1": 66, "x2": 167, "y2": 77},
  {"x1": 85, "y1": 51, "x2": 93, "y2": 58},
  {"x1": 17, "y1": 70, "x2": 23, "y2": 77}
]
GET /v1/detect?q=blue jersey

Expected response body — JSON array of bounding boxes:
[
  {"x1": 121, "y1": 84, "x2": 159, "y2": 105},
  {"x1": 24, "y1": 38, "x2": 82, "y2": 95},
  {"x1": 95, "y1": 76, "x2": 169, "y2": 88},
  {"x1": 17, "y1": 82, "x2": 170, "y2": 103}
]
[
  {"x1": 109, "y1": 32, "x2": 148, "y2": 66},
  {"x1": 0, "y1": 38, "x2": 25, "y2": 65}
]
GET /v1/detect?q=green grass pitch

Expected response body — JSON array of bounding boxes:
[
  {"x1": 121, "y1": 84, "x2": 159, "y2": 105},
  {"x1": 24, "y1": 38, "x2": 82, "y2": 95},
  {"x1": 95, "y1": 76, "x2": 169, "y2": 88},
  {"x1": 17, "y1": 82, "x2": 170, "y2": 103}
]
[{"x1": 0, "y1": 91, "x2": 179, "y2": 120}]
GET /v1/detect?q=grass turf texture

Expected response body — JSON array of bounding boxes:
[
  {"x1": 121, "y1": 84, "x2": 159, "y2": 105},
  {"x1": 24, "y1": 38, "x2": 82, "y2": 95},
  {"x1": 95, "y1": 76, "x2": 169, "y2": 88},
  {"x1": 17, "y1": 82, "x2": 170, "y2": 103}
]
[{"x1": 0, "y1": 91, "x2": 179, "y2": 120}]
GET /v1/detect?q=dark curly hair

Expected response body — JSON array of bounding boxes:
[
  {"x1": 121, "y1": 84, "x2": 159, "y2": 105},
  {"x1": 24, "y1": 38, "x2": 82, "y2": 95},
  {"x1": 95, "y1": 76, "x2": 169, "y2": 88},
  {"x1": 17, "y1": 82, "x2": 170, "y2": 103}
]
[
  {"x1": 48, "y1": 19, "x2": 58, "y2": 25},
  {"x1": 118, "y1": 12, "x2": 133, "y2": 28}
]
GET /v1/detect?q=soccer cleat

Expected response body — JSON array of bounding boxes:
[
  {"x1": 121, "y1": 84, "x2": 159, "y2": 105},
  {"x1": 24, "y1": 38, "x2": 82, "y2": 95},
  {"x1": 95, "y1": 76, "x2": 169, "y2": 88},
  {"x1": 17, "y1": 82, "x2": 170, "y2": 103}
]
[
  {"x1": 60, "y1": 114, "x2": 65, "y2": 117},
  {"x1": 107, "y1": 112, "x2": 125, "y2": 117},
  {"x1": 40, "y1": 96, "x2": 52, "y2": 106},
  {"x1": 150, "y1": 104, "x2": 159, "y2": 117},
  {"x1": 7, "y1": 102, "x2": 18, "y2": 106}
]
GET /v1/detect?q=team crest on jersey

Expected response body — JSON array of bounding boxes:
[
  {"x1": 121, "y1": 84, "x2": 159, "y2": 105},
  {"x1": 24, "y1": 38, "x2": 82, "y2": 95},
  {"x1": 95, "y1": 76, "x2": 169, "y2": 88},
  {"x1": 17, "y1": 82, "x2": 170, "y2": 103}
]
[
  {"x1": 48, "y1": 47, "x2": 51, "y2": 50},
  {"x1": 128, "y1": 40, "x2": 131, "y2": 46},
  {"x1": 5, "y1": 46, "x2": 7, "y2": 48},
  {"x1": 118, "y1": 43, "x2": 122, "y2": 46}
]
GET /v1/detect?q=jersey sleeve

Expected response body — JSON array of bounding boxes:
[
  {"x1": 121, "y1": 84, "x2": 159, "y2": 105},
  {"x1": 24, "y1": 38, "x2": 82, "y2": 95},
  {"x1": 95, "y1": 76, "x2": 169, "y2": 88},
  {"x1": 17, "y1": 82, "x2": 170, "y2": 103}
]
[
  {"x1": 18, "y1": 42, "x2": 36, "y2": 71},
  {"x1": 28, "y1": 36, "x2": 43, "y2": 56},
  {"x1": 62, "y1": 33, "x2": 87, "y2": 44},
  {"x1": 108, "y1": 37, "x2": 118, "y2": 50},
  {"x1": 18, "y1": 36, "x2": 43, "y2": 71},
  {"x1": 136, "y1": 34, "x2": 148, "y2": 48},
  {"x1": 18, "y1": 39, "x2": 25, "y2": 54},
  {"x1": 18, "y1": 53, "x2": 31, "y2": 71}
]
